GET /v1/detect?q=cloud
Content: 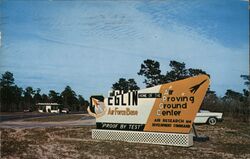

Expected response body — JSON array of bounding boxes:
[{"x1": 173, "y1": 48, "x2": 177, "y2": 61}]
[{"x1": 0, "y1": 1, "x2": 248, "y2": 97}]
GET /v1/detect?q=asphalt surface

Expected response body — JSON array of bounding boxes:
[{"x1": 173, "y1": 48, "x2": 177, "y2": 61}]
[
  {"x1": 0, "y1": 113, "x2": 96, "y2": 129},
  {"x1": 0, "y1": 112, "x2": 86, "y2": 122}
]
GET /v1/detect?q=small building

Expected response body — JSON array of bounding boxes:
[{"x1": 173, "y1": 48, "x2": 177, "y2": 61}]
[{"x1": 37, "y1": 103, "x2": 61, "y2": 113}]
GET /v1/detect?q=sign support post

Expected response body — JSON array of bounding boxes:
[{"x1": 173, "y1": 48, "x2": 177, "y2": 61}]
[{"x1": 192, "y1": 124, "x2": 209, "y2": 142}]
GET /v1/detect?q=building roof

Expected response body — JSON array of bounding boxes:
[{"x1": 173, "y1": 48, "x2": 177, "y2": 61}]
[{"x1": 36, "y1": 103, "x2": 61, "y2": 106}]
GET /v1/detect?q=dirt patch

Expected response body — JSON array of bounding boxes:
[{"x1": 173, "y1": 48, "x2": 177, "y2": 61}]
[{"x1": 1, "y1": 118, "x2": 250, "y2": 159}]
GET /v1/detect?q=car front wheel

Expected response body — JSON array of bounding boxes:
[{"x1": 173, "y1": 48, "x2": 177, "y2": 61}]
[{"x1": 207, "y1": 117, "x2": 217, "y2": 126}]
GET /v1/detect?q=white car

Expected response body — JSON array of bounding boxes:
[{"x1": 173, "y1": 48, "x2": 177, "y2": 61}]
[
  {"x1": 194, "y1": 110, "x2": 223, "y2": 125},
  {"x1": 61, "y1": 108, "x2": 70, "y2": 114}
]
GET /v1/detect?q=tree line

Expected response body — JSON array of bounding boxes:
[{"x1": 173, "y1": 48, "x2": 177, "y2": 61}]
[
  {"x1": 1, "y1": 59, "x2": 249, "y2": 122},
  {"x1": 0, "y1": 71, "x2": 89, "y2": 112},
  {"x1": 111, "y1": 59, "x2": 250, "y2": 122}
]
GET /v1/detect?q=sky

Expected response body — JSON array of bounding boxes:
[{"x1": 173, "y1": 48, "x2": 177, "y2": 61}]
[{"x1": 0, "y1": 0, "x2": 249, "y2": 99}]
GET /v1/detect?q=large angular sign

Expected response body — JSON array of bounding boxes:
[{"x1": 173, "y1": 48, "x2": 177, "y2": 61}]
[{"x1": 88, "y1": 75, "x2": 210, "y2": 134}]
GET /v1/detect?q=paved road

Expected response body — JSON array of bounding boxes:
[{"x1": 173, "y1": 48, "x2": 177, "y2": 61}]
[
  {"x1": 0, "y1": 112, "x2": 85, "y2": 122},
  {"x1": 0, "y1": 113, "x2": 95, "y2": 129}
]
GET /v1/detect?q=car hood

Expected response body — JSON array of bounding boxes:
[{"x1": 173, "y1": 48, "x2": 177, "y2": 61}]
[{"x1": 196, "y1": 112, "x2": 223, "y2": 118}]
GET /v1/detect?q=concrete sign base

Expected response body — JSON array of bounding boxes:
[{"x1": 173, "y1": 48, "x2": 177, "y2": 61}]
[{"x1": 92, "y1": 129, "x2": 193, "y2": 147}]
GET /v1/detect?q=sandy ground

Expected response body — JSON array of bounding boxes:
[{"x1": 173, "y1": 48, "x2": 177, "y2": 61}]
[{"x1": 1, "y1": 116, "x2": 250, "y2": 159}]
